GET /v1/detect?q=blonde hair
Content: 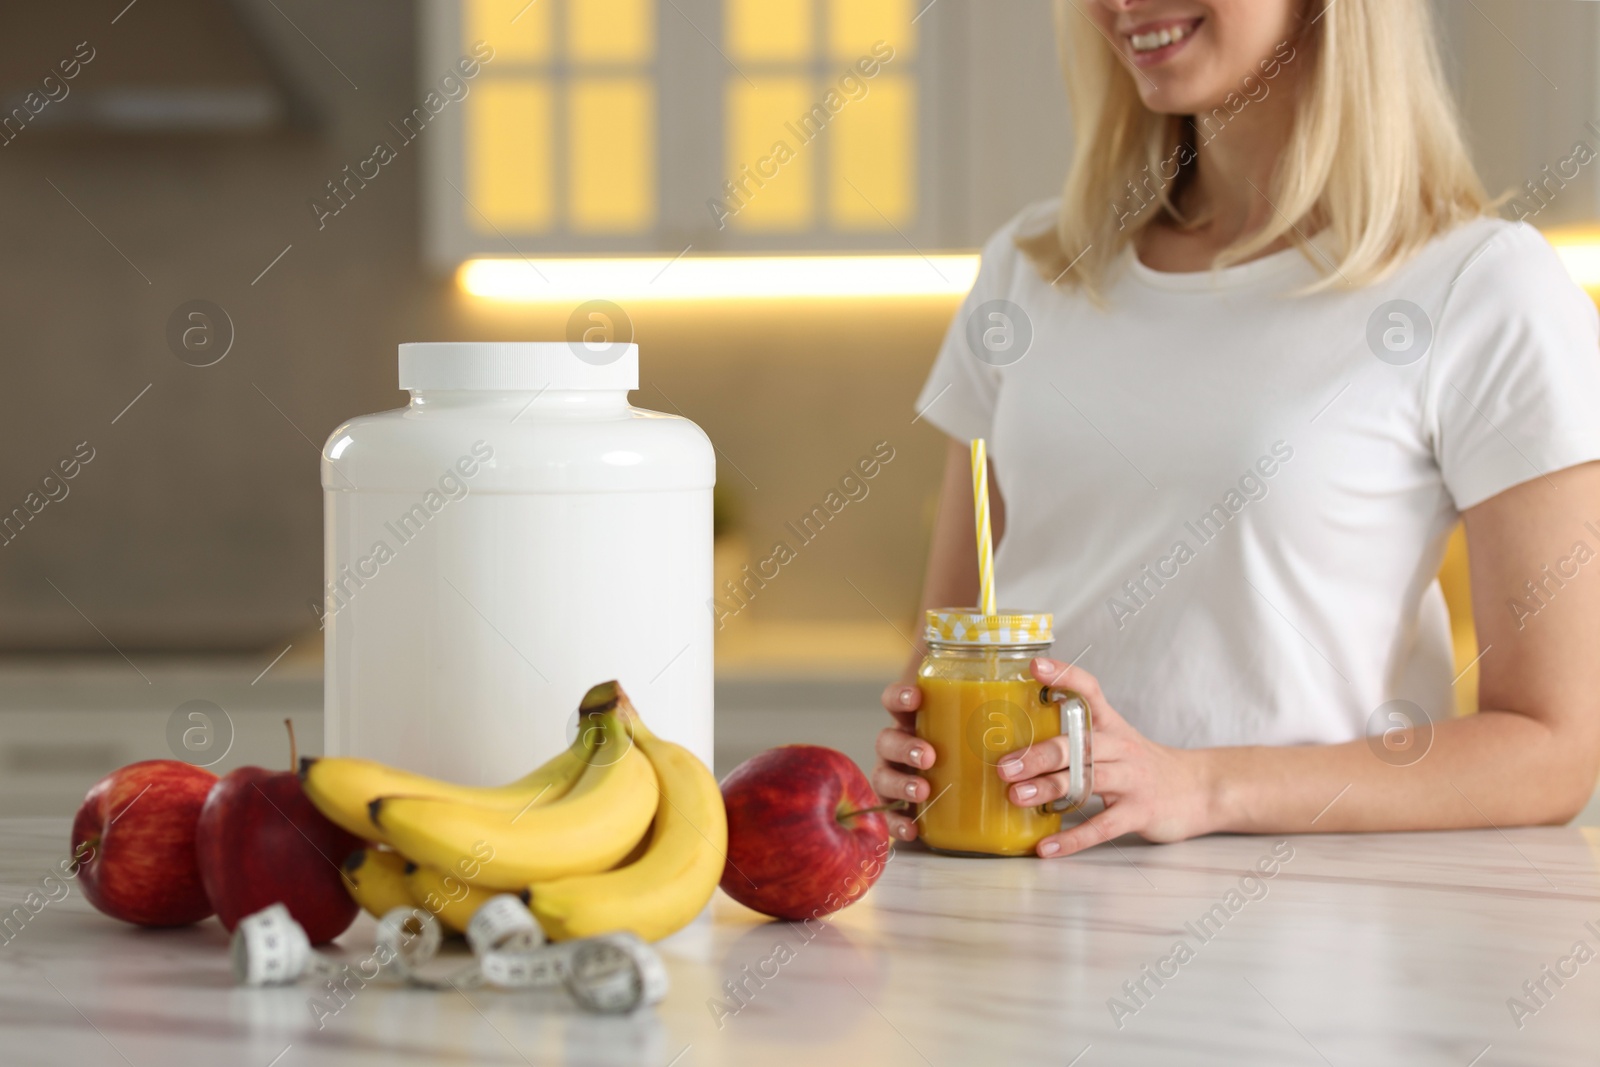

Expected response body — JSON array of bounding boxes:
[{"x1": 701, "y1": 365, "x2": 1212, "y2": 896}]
[{"x1": 1019, "y1": 0, "x2": 1493, "y2": 297}]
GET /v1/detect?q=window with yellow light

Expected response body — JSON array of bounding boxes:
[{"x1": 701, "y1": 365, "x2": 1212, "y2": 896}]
[
  {"x1": 464, "y1": 0, "x2": 658, "y2": 235},
  {"x1": 722, "y1": 0, "x2": 918, "y2": 235},
  {"x1": 450, "y1": 0, "x2": 924, "y2": 249}
]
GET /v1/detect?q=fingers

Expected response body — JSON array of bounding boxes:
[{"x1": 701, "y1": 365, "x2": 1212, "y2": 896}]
[
  {"x1": 1010, "y1": 760, "x2": 1124, "y2": 807},
  {"x1": 1008, "y1": 766, "x2": 1073, "y2": 806},
  {"x1": 880, "y1": 682, "x2": 921, "y2": 732},
  {"x1": 1031, "y1": 658, "x2": 1126, "y2": 729},
  {"x1": 1036, "y1": 802, "x2": 1138, "y2": 857},
  {"x1": 875, "y1": 726, "x2": 935, "y2": 770},
  {"x1": 995, "y1": 733, "x2": 1072, "y2": 784},
  {"x1": 881, "y1": 681, "x2": 922, "y2": 716},
  {"x1": 1030, "y1": 655, "x2": 1083, "y2": 691},
  {"x1": 873, "y1": 700, "x2": 934, "y2": 817},
  {"x1": 886, "y1": 811, "x2": 918, "y2": 842},
  {"x1": 871, "y1": 761, "x2": 931, "y2": 804}
]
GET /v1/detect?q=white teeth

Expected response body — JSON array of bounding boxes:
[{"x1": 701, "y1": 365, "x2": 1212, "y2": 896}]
[{"x1": 1130, "y1": 23, "x2": 1189, "y2": 53}]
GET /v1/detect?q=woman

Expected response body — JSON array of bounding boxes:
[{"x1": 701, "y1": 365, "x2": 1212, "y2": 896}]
[{"x1": 874, "y1": 0, "x2": 1600, "y2": 855}]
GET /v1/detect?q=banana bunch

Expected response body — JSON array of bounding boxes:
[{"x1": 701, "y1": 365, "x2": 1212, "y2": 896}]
[
  {"x1": 342, "y1": 847, "x2": 414, "y2": 917},
  {"x1": 309, "y1": 681, "x2": 726, "y2": 943},
  {"x1": 304, "y1": 727, "x2": 596, "y2": 846},
  {"x1": 343, "y1": 848, "x2": 499, "y2": 935}
]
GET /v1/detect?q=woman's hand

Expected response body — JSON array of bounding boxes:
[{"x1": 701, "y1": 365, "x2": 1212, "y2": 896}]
[
  {"x1": 872, "y1": 681, "x2": 931, "y2": 843},
  {"x1": 1013, "y1": 658, "x2": 1217, "y2": 856},
  {"x1": 872, "y1": 659, "x2": 1220, "y2": 853}
]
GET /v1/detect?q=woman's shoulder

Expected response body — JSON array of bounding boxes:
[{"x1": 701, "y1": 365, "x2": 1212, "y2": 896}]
[
  {"x1": 1407, "y1": 215, "x2": 1598, "y2": 387},
  {"x1": 971, "y1": 198, "x2": 1060, "y2": 262},
  {"x1": 995, "y1": 197, "x2": 1064, "y2": 245},
  {"x1": 970, "y1": 197, "x2": 1066, "y2": 293},
  {"x1": 1407, "y1": 215, "x2": 1579, "y2": 305}
]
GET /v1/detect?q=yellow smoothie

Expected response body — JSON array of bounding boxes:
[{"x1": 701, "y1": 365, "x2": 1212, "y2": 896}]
[{"x1": 915, "y1": 666, "x2": 1061, "y2": 856}]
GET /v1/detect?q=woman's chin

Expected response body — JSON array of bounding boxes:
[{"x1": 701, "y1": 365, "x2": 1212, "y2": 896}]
[
  {"x1": 1135, "y1": 79, "x2": 1239, "y2": 120},
  {"x1": 1135, "y1": 85, "x2": 1209, "y2": 117}
]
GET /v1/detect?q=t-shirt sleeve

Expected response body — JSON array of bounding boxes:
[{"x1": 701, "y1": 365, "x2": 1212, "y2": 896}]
[
  {"x1": 1426, "y1": 222, "x2": 1600, "y2": 510},
  {"x1": 912, "y1": 221, "x2": 1022, "y2": 442}
]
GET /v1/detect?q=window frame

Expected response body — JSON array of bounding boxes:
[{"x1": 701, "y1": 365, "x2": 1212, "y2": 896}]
[{"x1": 422, "y1": 0, "x2": 956, "y2": 268}]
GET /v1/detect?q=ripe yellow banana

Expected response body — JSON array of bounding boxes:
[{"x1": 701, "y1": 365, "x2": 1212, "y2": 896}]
[
  {"x1": 371, "y1": 705, "x2": 658, "y2": 891},
  {"x1": 404, "y1": 861, "x2": 501, "y2": 935},
  {"x1": 342, "y1": 847, "x2": 415, "y2": 921},
  {"x1": 301, "y1": 728, "x2": 595, "y2": 845},
  {"x1": 528, "y1": 682, "x2": 726, "y2": 943}
]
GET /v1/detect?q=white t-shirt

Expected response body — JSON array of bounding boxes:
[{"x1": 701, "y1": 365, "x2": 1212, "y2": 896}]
[{"x1": 916, "y1": 201, "x2": 1600, "y2": 747}]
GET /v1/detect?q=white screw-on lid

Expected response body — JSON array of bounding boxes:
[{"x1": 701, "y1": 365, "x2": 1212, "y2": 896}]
[{"x1": 398, "y1": 342, "x2": 638, "y2": 391}]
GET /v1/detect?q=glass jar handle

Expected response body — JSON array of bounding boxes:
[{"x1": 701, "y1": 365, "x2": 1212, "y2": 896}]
[{"x1": 1040, "y1": 687, "x2": 1093, "y2": 814}]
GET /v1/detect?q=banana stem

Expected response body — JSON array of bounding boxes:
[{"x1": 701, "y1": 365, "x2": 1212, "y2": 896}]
[
  {"x1": 578, "y1": 680, "x2": 621, "y2": 714},
  {"x1": 584, "y1": 682, "x2": 648, "y2": 742}
]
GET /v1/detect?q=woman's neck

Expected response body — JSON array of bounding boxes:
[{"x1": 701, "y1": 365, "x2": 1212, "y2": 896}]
[
  {"x1": 1145, "y1": 64, "x2": 1305, "y2": 268},
  {"x1": 1189, "y1": 107, "x2": 1293, "y2": 244}
]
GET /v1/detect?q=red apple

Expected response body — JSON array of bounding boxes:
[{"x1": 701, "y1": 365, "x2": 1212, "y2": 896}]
[
  {"x1": 196, "y1": 766, "x2": 363, "y2": 944},
  {"x1": 72, "y1": 759, "x2": 218, "y2": 926},
  {"x1": 719, "y1": 745, "x2": 891, "y2": 921}
]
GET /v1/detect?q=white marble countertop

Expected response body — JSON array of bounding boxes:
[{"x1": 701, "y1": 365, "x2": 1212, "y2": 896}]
[{"x1": 4, "y1": 816, "x2": 1599, "y2": 1066}]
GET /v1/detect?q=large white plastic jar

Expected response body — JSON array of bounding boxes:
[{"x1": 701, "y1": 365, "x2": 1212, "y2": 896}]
[{"x1": 320, "y1": 341, "x2": 715, "y2": 782}]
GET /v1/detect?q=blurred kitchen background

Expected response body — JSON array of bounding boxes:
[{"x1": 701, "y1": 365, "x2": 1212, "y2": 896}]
[{"x1": 2, "y1": 0, "x2": 1597, "y2": 814}]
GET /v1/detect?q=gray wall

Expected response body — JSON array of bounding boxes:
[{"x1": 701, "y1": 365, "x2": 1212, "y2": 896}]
[
  {"x1": 1, "y1": 0, "x2": 427, "y2": 649},
  {"x1": 0, "y1": 0, "x2": 1070, "y2": 651},
  {"x1": 1437, "y1": 0, "x2": 1600, "y2": 225}
]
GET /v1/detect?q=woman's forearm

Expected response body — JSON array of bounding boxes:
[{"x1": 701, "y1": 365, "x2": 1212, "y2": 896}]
[
  {"x1": 1202, "y1": 710, "x2": 1597, "y2": 834},
  {"x1": 1210, "y1": 464, "x2": 1600, "y2": 836}
]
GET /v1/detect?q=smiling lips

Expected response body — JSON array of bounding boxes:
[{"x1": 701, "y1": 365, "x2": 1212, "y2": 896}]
[{"x1": 1125, "y1": 17, "x2": 1203, "y2": 66}]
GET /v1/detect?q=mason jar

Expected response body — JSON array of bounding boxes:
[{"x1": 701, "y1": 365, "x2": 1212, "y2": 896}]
[{"x1": 915, "y1": 610, "x2": 1093, "y2": 856}]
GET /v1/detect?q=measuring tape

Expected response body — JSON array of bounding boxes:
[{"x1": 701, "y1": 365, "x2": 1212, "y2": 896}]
[{"x1": 230, "y1": 898, "x2": 668, "y2": 1013}]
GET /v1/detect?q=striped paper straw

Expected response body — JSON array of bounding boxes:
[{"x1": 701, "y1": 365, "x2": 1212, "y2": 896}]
[{"x1": 971, "y1": 438, "x2": 997, "y2": 616}]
